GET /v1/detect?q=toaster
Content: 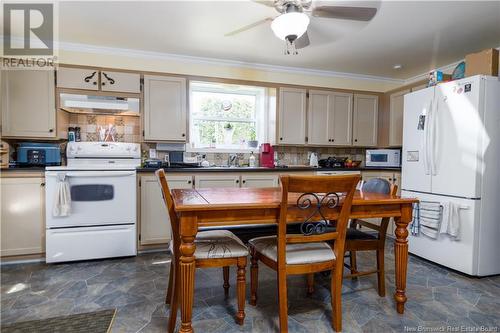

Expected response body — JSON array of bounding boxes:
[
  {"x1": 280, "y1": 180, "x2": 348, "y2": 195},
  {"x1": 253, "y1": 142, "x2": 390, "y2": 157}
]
[{"x1": 16, "y1": 142, "x2": 61, "y2": 166}]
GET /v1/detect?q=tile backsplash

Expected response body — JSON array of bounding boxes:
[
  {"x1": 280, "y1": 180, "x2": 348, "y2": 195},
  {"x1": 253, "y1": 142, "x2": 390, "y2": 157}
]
[
  {"x1": 144, "y1": 144, "x2": 366, "y2": 167},
  {"x1": 68, "y1": 114, "x2": 141, "y2": 143}
]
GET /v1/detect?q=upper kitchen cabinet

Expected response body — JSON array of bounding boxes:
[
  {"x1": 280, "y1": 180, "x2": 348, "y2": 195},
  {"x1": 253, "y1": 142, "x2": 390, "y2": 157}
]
[
  {"x1": 56, "y1": 67, "x2": 141, "y2": 93},
  {"x1": 143, "y1": 75, "x2": 187, "y2": 142},
  {"x1": 330, "y1": 92, "x2": 353, "y2": 145},
  {"x1": 56, "y1": 67, "x2": 99, "y2": 90},
  {"x1": 307, "y1": 90, "x2": 331, "y2": 145},
  {"x1": 99, "y1": 71, "x2": 141, "y2": 93},
  {"x1": 353, "y1": 94, "x2": 378, "y2": 147},
  {"x1": 1, "y1": 70, "x2": 56, "y2": 138},
  {"x1": 278, "y1": 87, "x2": 307, "y2": 145},
  {"x1": 388, "y1": 89, "x2": 410, "y2": 146},
  {"x1": 307, "y1": 90, "x2": 353, "y2": 146}
]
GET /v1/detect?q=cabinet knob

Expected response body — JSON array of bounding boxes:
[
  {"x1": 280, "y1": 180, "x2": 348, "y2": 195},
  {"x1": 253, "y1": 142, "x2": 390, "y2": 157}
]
[
  {"x1": 93, "y1": 81, "x2": 97, "y2": 85},
  {"x1": 101, "y1": 82, "x2": 106, "y2": 86},
  {"x1": 49, "y1": 128, "x2": 54, "y2": 133},
  {"x1": 242, "y1": 180, "x2": 246, "y2": 184},
  {"x1": 187, "y1": 180, "x2": 192, "y2": 184},
  {"x1": 354, "y1": 139, "x2": 358, "y2": 142},
  {"x1": 182, "y1": 133, "x2": 186, "y2": 137},
  {"x1": 40, "y1": 182, "x2": 45, "y2": 187},
  {"x1": 280, "y1": 137, "x2": 283, "y2": 141},
  {"x1": 236, "y1": 179, "x2": 240, "y2": 184}
]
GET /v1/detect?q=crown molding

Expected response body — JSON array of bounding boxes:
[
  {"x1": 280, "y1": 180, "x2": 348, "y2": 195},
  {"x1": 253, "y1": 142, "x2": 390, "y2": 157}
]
[{"x1": 54, "y1": 41, "x2": 405, "y2": 84}]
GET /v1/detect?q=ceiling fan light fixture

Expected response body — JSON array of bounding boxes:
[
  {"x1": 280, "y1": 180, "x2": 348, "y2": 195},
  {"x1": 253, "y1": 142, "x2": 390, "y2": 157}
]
[{"x1": 271, "y1": 12, "x2": 310, "y2": 41}]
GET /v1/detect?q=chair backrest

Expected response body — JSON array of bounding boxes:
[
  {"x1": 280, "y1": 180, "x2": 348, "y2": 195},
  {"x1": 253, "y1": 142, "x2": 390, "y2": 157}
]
[
  {"x1": 278, "y1": 174, "x2": 360, "y2": 263},
  {"x1": 156, "y1": 169, "x2": 180, "y2": 259},
  {"x1": 362, "y1": 178, "x2": 397, "y2": 196}
]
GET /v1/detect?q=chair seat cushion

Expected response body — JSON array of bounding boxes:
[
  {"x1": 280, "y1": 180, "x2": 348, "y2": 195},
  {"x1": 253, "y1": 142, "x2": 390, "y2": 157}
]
[
  {"x1": 194, "y1": 230, "x2": 249, "y2": 259},
  {"x1": 325, "y1": 226, "x2": 378, "y2": 240},
  {"x1": 347, "y1": 228, "x2": 377, "y2": 240},
  {"x1": 248, "y1": 236, "x2": 335, "y2": 265}
]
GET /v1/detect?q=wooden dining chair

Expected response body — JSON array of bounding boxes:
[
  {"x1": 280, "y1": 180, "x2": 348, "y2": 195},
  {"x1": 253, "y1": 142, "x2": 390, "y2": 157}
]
[
  {"x1": 156, "y1": 169, "x2": 249, "y2": 333},
  {"x1": 344, "y1": 178, "x2": 398, "y2": 297},
  {"x1": 248, "y1": 174, "x2": 360, "y2": 332}
]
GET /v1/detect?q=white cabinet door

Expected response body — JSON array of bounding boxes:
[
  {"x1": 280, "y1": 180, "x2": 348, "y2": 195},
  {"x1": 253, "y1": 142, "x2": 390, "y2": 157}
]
[
  {"x1": 1, "y1": 70, "x2": 56, "y2": 138},
  {"x1": 331, "y1": 92, "x2": 353, "y2": 146},
  {"x1": 353, "y1": 94, "x2": 378, "y2": 147},
  {"x1": 143, "y1": 75, "x2": 187, "y2": 141},
  {"x1": 100, "y1": 71, "x2": 141, "y2": 93},
  {"x1": 140, "y1": 175, "x2": 193, "y2": 245},
  {"x1": 1, "y1": 177, "x2": 45, "y2": 256},
  {"x1": 307, "y1": 90, "x2": 330, "y2": 145},
  {"x1": 241, "y1": 174, "x2": 279, "y2": 188},
  {"x1": 56, "y1": 67, "x2": 99, "y2": 90},
  {"x1": 195, "y1": 174, "x2": 240, "y2": 189},
  {"x1": 278, "y1": 88, "x2": 307, "y2": 145},
  {"x1": 389, "y1": 90, "x2": 409, "y2": 146}
]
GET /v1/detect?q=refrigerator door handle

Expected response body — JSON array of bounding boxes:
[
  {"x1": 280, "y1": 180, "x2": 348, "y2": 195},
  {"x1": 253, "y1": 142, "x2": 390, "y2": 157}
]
[
  {"x1": 430, "y1": 97, "x2": 438, "y2": 176},
  {"x1": 423, "y1": 100, "x2": 432, "y2": 175}
]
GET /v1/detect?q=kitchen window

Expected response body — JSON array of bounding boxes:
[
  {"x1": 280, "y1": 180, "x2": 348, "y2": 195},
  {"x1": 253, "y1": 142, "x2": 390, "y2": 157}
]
[{"x1": 188, "y1": 81, "x2": 274, "y2": 152}]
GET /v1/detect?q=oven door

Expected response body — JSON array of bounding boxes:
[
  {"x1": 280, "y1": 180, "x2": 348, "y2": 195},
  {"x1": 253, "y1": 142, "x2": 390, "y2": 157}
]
[{"x1": 45, "y1": 170, "x2": 136, "y2": 228}]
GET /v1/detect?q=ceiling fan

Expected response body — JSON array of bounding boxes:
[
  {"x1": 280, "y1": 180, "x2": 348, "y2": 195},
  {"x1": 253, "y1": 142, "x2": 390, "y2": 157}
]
[{"x1": 225, "y1": 0, "x2": 378, "y2": 55}]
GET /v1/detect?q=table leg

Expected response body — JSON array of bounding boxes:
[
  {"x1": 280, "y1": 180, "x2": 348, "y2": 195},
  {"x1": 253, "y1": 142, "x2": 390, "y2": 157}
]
[
  {"x1": 179, "y1": 213, "x2": 197, "y2": 333},
  {"x1": 394, "y1": 204, "x2": 412, "y2": 314}
]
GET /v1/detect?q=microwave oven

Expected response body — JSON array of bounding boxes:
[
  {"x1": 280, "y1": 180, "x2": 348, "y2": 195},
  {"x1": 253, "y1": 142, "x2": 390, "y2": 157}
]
[{"x1": 365, "y1": 149, "x2": 401, "y2": 167}]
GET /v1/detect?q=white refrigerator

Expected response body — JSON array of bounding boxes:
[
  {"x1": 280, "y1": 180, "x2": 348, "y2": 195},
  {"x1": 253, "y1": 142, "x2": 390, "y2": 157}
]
[{"x1": 401, "y1": 75, "x2": 500, "y2": 276}]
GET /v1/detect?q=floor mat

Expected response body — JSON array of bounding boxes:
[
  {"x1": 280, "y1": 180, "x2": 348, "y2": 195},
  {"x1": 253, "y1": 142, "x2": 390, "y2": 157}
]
[{"x1": 1, "y1": 309, "x2": 116, "y2": 333}]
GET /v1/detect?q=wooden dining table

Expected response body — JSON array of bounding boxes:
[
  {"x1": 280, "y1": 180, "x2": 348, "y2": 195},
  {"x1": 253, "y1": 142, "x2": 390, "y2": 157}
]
[{"x1": 171, "y1": 187, "x2": 418, "y2": 333}]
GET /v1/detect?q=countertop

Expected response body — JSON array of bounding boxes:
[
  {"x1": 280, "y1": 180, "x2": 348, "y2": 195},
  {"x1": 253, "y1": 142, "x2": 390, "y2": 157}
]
[
  {"x1": 2, "y1": 166, "x2": 402, "y2": 173},
  {"x1": 136, "y1": 166, "x2": 402, "y2": 173}
]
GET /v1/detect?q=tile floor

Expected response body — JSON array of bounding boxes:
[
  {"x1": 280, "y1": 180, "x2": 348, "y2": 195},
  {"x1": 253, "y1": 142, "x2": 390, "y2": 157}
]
[{"x1": 1, "y1": 240, "x2": 499, "y2": 333}]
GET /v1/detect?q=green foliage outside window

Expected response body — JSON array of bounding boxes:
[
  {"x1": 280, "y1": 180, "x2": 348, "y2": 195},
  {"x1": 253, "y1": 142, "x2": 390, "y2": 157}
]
[{"x1": 192, "y1": 94, "x2": 257, "y2": 146}]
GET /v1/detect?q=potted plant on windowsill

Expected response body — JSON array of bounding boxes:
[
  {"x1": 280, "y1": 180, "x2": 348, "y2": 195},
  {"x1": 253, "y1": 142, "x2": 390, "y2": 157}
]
[{"x1": 223, "y1": 123, "x2": 234, "y2": 145}]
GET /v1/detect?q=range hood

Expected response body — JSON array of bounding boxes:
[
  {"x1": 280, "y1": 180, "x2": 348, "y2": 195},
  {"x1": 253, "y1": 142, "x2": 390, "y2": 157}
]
[{"x1": 60, "y1": 93, "x2": 140, "y2": 114}]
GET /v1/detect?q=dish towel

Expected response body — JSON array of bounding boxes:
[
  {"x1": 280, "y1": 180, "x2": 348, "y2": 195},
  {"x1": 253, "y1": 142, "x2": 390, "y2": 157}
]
[
  {"x1": 410, "y1": 203, "x2": 420, "y2": 236},
  {"x1": 440, "y1": 202, "x2": 461, "y2": 240},
  {"x1": 410, "y1": 201, "x2": 442, "y2": 238},
  {"x1": 53, "y1": 173, "x2": 71, "y2": 217}
]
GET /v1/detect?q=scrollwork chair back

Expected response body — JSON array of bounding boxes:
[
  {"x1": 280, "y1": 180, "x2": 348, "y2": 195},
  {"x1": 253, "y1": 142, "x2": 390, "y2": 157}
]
[{"x1": 278, "y1": 174, "x2": 360, "y2": 264}]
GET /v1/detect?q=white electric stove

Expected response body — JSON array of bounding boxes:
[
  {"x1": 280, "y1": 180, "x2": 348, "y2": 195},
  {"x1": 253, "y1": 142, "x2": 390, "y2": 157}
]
[{"x1": 45, "y1": 142, "x2": 141, "y2": 263}]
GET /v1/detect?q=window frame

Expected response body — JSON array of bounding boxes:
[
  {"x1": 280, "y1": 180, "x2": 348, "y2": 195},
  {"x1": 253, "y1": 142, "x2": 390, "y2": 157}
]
[{"x1": 187, "y1": 81, "x2": 268, "y2": 153}]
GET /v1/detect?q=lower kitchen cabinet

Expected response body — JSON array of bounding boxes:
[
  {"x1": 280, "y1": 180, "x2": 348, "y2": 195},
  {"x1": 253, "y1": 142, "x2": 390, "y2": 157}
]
[
  {"x1": 0, "y1": 177, "x2": 45, "y2": 256},
  {"x1": 195, "y1": 174, "x2": 241, "y2": 189},
  {"x1": 241, "y1": 174, "x2": 279, "y2": 188},
  {"x1": 139, "y1": 175, "x2": 192, "y2": 246}
]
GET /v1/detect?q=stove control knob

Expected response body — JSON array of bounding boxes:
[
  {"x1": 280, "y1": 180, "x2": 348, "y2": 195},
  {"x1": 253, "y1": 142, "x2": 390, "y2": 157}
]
[
  {"x1": 133, "y1": 146, "x2": 138, "y2": 152},
  {"x1": 126, "y1": 146, "x2": 131, "y2": 151}
]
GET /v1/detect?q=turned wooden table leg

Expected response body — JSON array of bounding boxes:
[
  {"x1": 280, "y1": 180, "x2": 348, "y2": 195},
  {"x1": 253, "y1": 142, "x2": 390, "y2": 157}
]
[
  {"x1": 179, "y1": 213, "x2": 197, "y2": 333},
  {"x1": 394, "y1": 204, "x2": 412, "y2": 314}
]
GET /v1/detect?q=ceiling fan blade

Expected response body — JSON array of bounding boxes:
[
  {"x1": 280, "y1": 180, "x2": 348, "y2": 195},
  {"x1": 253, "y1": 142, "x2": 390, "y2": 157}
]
[
  {"x1": 224, "y1": 17, "x2": 273, "y2": 37},
  {"x1": 251, "y1": 0, "x2": 276, "y2": 8},
  {"x1": 295, "y1": 32, "x2": 310, "y2": 49},
  {"x1": 312, "y1": 6, "x2": 377, "y2": 21}
]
